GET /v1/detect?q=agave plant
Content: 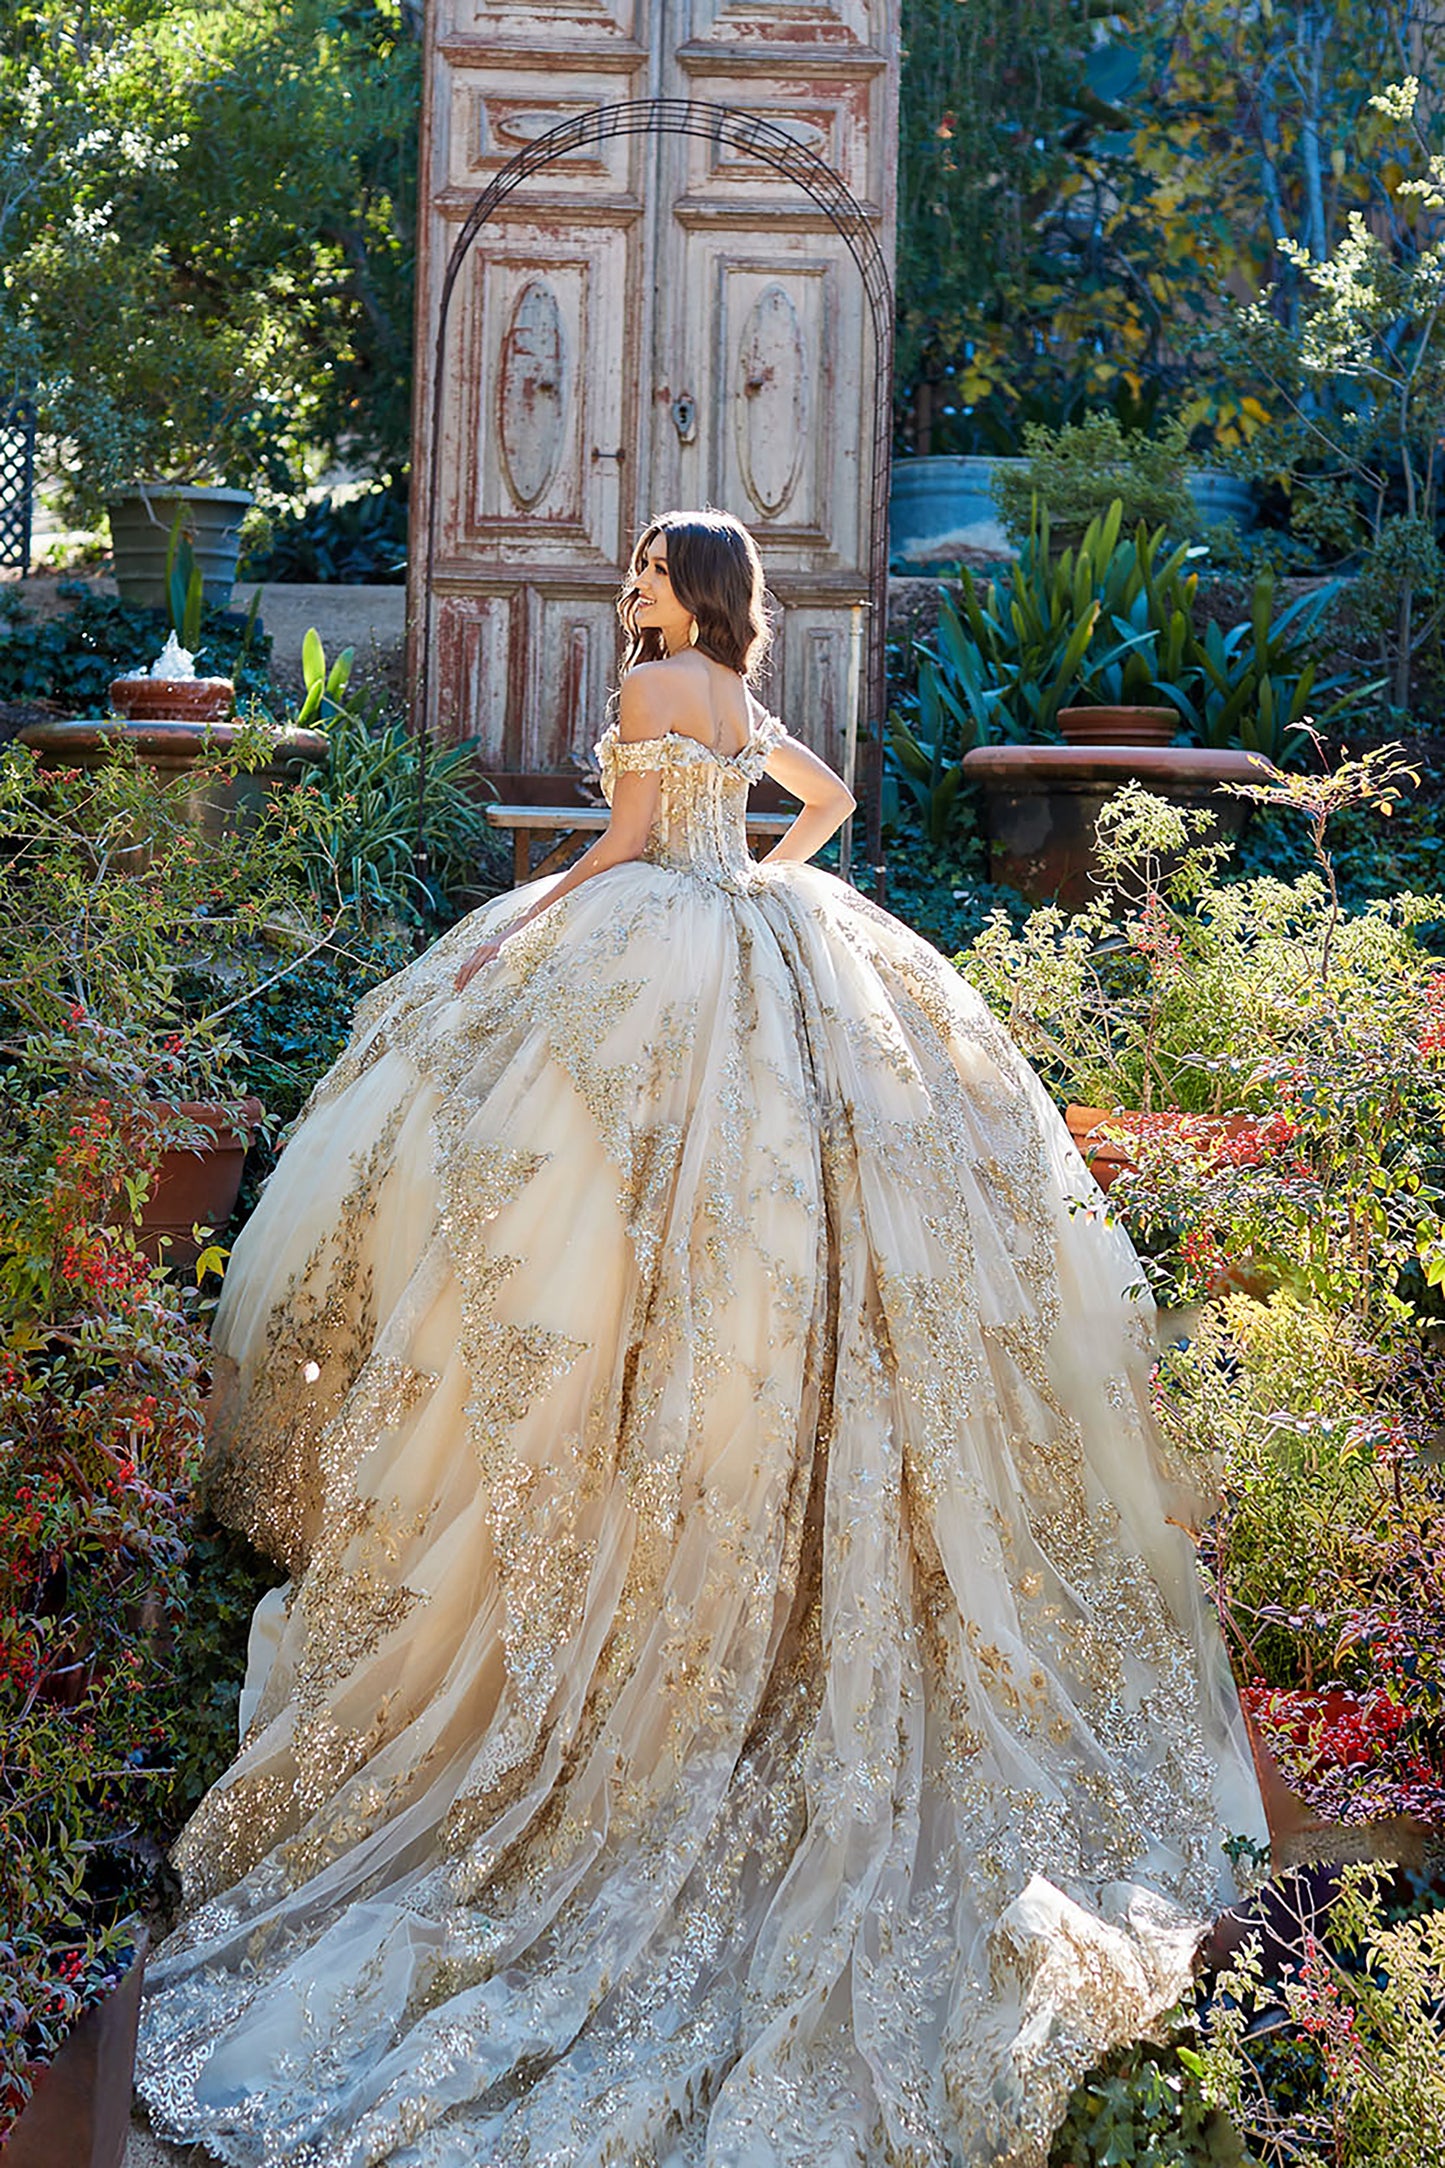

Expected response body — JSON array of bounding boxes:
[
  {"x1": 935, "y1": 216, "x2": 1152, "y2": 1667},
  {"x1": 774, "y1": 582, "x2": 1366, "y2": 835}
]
[
  {"x1": 1171, "y1": 570, "x2": 1369, "y2": 758},
  {"x1": 889, "y1": 503, "x2": 1198, "y2": 843},
  {"x1": 953, "y1": 501, "x2": 1201, "y2": 734},
  {"x1": 901, "y1": 499, "x2": 1377, "y2": 776}
]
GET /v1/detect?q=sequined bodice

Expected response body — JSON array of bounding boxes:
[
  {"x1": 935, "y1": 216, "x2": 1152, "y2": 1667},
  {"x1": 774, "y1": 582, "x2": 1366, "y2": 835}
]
[{"x1": 594, "y1": 711, "x2": 787, "y2": 886}]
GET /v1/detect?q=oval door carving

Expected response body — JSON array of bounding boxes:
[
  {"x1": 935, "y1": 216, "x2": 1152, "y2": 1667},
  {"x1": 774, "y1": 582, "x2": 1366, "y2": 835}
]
[
  {"x1": 735, "y1": 284, "x2": 808, "y2": 519},
  {"x1": 498, "y1": 278, "x2": 567, "y2": 509}
]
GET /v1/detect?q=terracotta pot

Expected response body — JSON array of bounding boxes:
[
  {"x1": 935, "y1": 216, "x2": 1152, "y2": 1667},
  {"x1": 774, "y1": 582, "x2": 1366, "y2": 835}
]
[
  {"x1": 128, "y1": 1096, "x2": 265, "y2": 1266},
  {"x1": 961, "y1": 744, "x2": 1268, "y2": 907},
  {"x1": 33, "y1": 1649, "x2": 96, "y2": 1710},
  {"x1": 1240, "y1": 1689, "x2": 1432, "y2": 1869},
  {"x1": 1240, "y1": 1698, "x2": 1328, "y2": 1857},
  {"x1": 1063, "y1": 1104, "x2": 1263, "y2": 1194},
  {"x1": 108, "y1": 675, "x2": 236, "y2": 725},
  {"x1": 1064, "y1": 1104, "x2": 1275, "y2": 1297},
  {"x1": 3, "y1": 1932, "x2": 147, "y2": 2168},
  {"x1": 1057, "y1": 705, "x2": 1179, "y2": 747}
]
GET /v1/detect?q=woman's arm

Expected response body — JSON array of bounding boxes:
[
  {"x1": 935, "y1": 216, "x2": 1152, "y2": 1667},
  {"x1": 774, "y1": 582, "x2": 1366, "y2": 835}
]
[
  {"x1": 759, "y1": 735, "x2": 856, "y2": 864},
  {"x1": 454, "y1": 679, "x2": 665, "y2": 992}
]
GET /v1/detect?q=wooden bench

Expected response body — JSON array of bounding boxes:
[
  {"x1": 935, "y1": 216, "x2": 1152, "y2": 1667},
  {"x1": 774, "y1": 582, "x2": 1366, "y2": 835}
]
[{"x1": 484, "y1": 802, "x2": 796, "y2": 886}]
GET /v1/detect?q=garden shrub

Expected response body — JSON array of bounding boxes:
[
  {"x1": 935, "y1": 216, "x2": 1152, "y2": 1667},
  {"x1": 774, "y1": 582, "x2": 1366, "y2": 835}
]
[
  {"x1": 1048, "y1": 2028, "x2": 1242, "y2": 2166},
  {"x1": 241, "y1": 479, "x2": 408, "y2": 586},
  {"x1": 288, "y1": 685, "x2": 503, "y2": 930},
  {"x1": 0, "y1": 729, "x2": 328, "y2": 2131},
  {"x1": 993, "y1": 411, "x2": 1198, "y2": 548},
  {"x1": 1197, "y1": 1867, "x2": 1445, "y2": 2168}
]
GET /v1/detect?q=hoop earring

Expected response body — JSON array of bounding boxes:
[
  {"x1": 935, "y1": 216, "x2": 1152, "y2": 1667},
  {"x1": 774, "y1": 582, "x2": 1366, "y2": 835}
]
[{"x1": 687, "y1": 618, "x2": 699, "y2": 646}]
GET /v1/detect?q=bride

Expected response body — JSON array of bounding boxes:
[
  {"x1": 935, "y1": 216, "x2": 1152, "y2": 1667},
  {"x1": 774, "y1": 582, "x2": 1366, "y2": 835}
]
[{"x1": 136, "y1": 508, "x2": 1265, "y2": 2167}]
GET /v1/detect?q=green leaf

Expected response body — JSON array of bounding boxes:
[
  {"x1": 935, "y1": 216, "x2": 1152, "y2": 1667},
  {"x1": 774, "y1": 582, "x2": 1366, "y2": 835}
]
[{"x1": 325, "y1": 646, "x2": 355, "y2": 699}]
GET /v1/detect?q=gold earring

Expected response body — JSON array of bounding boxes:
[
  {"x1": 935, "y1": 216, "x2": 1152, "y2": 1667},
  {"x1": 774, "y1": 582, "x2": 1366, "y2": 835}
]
[{"x1": 687, "y1": 618, "x2": 699, "y2": 646}]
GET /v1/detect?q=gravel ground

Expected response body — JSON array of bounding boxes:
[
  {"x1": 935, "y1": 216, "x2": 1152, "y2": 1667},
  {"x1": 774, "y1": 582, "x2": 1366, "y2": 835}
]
[{"x1": 126, "y1": 2118, "x2": 206, "y2": 2166}]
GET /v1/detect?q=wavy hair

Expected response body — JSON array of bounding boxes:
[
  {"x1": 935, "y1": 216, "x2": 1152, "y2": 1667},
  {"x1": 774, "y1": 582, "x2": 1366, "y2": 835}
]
[{"x1": 616, "y1": 508, "x2": 773, "y2": 684}]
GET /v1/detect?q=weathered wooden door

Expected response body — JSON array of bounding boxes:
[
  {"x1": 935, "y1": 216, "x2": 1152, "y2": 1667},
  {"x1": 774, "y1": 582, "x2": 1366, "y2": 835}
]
[{"x1": 410, "y1": 0, "x2": 898, "y2": 779}]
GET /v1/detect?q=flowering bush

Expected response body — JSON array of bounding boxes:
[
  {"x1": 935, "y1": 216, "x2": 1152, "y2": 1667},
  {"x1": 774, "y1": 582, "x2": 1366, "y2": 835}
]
[
  {"x1": 0, "y1": 730, "x2": 331, "y2": 2132},
  {"x1": 963, "y1": 741, "x2": 1445, "y2": 1827},
  {"x1": 959, "y1": 744, "x2": 1436, "y2": 1117},
  {"x1": 0, "y1": 1082, "x2": 208, "y2": 2129},
  {"x1": 0, "y1": 726, "x2": 331, "y2": 1103},
  {"x1": 1194, "y1": 1867, "x2": 1445, "y2": 2168}
]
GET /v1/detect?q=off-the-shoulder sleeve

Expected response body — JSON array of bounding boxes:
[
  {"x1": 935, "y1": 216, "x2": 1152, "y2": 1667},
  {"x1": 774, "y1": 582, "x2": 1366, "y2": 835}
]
[
  {"x1": 736, "y1": 707, "x2": 789, "y2": 783},
  {"x1": 594, "y1": 727, "x2": 676, "y2": 803}
]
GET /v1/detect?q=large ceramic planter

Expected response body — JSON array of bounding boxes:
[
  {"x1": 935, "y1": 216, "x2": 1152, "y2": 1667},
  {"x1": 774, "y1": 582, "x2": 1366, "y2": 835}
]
[
  {"x1": 132, "y1": 1096, "x2": 265, "y2": 1265},
  {"x1": 3, "y1": 1932, "x2": 147, "y2": 2168},
  {"x1": 105, "y1": 483, "x2": 253, "y2": 608},
  {"x1": 961, "y1": 743, "x2": 1266, "y2": 907},
  {"x1": 17, "y1": 718, "x2": 328, "y2": 841},
  {"x1": 888, "y1": 455, "x2": 1023, "y2": 570}
]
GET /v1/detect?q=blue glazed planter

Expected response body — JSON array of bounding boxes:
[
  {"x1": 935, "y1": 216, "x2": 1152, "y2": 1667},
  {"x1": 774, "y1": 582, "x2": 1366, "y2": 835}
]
[
  {"x1": 1185, "y1": 468, "x2": 1258, "y2": 534},
  {"x1": 888, "y1": 456, "x2": 1023, "y2": 569}
]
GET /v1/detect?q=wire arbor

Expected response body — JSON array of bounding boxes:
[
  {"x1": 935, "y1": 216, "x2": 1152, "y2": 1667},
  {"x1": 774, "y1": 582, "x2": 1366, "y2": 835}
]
[{"x1": 412, "y1": 98, "x2": 895, "y2": 889}]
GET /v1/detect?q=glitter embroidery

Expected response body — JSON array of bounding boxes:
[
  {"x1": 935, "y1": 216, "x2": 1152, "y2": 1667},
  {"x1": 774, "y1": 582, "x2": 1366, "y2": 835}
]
[{"x1": 136, "y1": 712, "x2": 1264, "y2": 2168}]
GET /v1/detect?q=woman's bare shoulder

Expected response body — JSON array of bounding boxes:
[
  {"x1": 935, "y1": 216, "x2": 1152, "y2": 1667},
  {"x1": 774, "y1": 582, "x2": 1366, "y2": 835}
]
[{"x1": 617, "y1": 659, "x2": 692, "y2": 740}]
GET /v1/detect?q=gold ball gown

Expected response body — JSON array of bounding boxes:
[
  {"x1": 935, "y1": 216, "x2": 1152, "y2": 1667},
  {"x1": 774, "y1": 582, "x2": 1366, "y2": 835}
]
[{"x1": 136, "y1": 706, "x2": 1265, "y2": 2167}]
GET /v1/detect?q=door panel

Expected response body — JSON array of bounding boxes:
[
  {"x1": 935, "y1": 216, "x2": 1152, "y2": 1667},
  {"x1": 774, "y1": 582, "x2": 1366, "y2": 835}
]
[
  {"x1": 433, "y1": 590, "x2": 518, "y2": 752},
  {"x1": 412, "y1": 0, "x2": 897, "y2": 773},
  {"x1": 440, "y1": 227, "x2": 632, "y2": 566}
]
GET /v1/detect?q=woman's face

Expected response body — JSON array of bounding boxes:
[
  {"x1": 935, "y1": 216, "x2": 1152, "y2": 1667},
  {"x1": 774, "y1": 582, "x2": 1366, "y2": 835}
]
[{"x1": 629, "y1": 539, "x2": 694, "y2": 652}]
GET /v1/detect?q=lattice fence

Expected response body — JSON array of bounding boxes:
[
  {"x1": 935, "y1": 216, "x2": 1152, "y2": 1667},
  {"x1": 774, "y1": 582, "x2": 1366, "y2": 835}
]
[{"x1": 0, "y1": 398, "x2": 37, "y2": 574}]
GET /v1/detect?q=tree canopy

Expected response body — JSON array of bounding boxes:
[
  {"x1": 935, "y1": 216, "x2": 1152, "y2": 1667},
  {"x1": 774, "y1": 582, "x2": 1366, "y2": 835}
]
[
  {"x1": 1, "y1": 1, "x2": 419, "y2": 513},
  {"x1": 896, "y1": 0, "x2": 1445, "y2": 454}
]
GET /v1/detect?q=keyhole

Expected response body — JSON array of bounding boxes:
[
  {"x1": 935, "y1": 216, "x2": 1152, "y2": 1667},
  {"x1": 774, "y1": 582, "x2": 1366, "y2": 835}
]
[{"x1": 672, "y1": 393, "x2": 697, "y2": 444}]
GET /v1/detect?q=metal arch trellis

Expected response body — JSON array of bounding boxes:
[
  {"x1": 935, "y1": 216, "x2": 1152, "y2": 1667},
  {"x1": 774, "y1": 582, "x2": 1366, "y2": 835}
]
[{"x1": 413, "y1": 97, "x2": 895, "y2": 890}]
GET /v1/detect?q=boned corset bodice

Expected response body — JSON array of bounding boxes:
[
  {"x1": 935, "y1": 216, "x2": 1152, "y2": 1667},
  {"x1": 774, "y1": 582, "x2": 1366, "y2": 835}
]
[{"x1": 594, "y1": 712, "x2": 788, "y2": 887}]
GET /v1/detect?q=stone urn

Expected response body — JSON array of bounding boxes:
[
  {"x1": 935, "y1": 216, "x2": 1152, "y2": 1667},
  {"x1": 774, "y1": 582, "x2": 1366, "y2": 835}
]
[
  {"x1": 961, "y1": 743, "x2": 1269, "y2": 907},
  {"x1": 19, "y1": 636, "x2": 327, "y2": 838},
  {"x1": 106, "y1": 482, "x2": 253, "y2": 607}
]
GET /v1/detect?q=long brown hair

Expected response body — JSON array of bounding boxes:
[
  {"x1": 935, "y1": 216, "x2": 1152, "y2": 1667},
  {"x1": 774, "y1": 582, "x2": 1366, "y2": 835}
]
[{"x1": 617, "y1": 509, "x2": 773, "y2": 683}]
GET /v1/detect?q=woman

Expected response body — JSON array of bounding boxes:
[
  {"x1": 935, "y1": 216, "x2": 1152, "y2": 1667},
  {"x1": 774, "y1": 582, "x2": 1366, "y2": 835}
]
[{"x1": 137, "y1": 508, "x2": 1264, "y2": 2168}]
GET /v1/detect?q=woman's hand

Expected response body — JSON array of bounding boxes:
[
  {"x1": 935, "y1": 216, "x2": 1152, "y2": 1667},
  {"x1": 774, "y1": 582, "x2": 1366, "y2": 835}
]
[{"x1": 454, "y1": 934, "x2": 508, "y2": 991}]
